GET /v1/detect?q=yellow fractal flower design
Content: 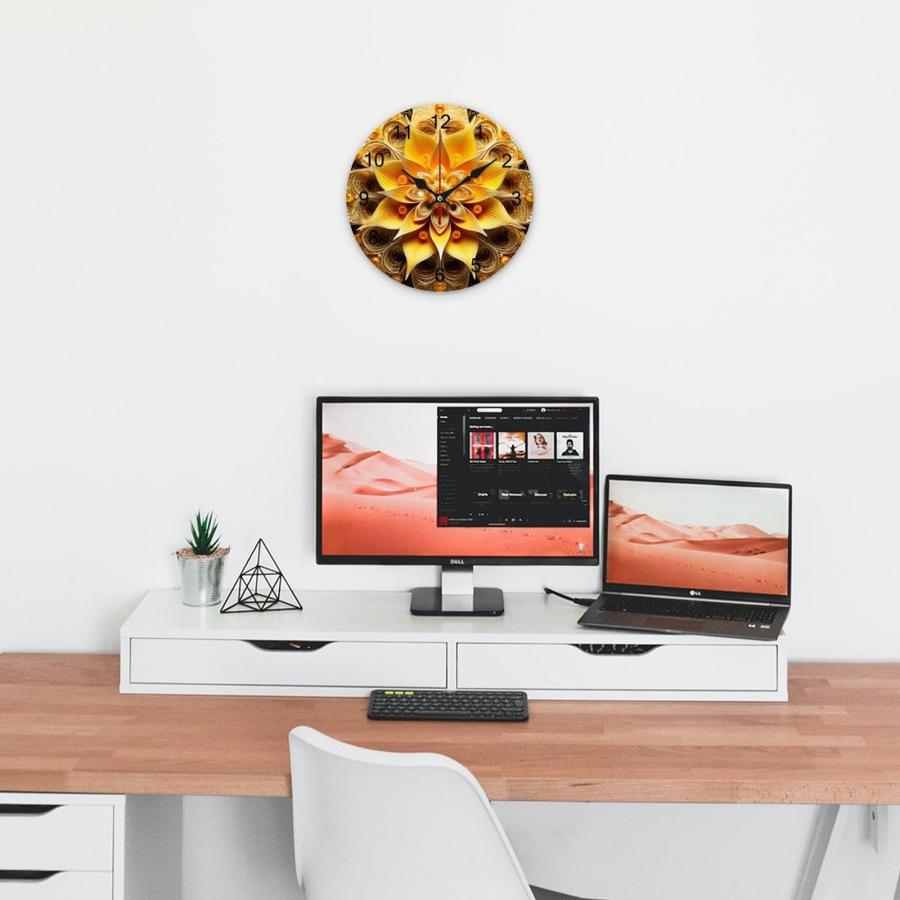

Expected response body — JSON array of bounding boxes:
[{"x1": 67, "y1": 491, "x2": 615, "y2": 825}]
[{"x1": 346, "y1": 104, "x2": 533, "y2": 292}]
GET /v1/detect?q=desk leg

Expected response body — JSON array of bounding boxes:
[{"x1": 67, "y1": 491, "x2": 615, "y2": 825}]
[
  {"x1": 794, "y1": 806, "x2": 845, "y2": 900},
  {"x1": 796, "y1": 806, "x2": 900, "y2": 900}
]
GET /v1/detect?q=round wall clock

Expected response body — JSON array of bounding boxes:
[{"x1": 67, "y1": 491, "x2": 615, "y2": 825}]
[{"x1": 346, "y1": 103, "x2": 533, "y2": 292}]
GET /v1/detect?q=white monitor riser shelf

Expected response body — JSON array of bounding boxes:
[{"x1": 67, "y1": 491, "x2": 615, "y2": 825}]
[{"x1": 121, "y1": 590, "x2": 787, "y2": 701}]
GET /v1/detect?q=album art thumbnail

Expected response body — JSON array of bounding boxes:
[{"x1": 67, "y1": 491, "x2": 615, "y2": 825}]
[
  {"x1": 527, "y1": 431, "x2": 555, "y2": 459},
  {"x1": 556, "y1": 432, "x2": 584, "y2": 459},
  {"x1": 498, "y1": 432, "x2": 527, "y2": 460},
  {"x1": 469, "y1": 430, "x2": 496, "y2": 461}
]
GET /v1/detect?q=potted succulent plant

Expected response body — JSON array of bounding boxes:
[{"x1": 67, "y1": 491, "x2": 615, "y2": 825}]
[{"x1": 176, "y1": 511, "x2": 230, "y2": 607}]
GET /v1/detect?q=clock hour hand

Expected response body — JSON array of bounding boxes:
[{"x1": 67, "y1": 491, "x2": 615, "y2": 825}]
[
  {"x1": 402, "y1": 169, "x2": 437, "y2": 198},
  {"x1": 440, "y1": 159, "x2": 497, "y2": 201}
]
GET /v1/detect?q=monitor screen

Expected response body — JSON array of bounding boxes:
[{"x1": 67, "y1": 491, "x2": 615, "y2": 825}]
[
  {"x1": 604, "y1": 476, "x2": 791, "y2": 600},
  {"x1": 318, "y1": 397, "x2": 599, "y2": 564}
]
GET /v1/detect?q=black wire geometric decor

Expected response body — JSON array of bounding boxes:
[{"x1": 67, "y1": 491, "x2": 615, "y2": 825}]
[{"x1": 220, "y1": 539, "x2": 302, "y2": 613}]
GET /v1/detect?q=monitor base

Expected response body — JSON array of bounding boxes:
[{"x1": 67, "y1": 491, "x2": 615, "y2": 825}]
[
  {"x1": 410, "y1": 566, "x2": 504, "y2": 616},
  {"x1": 410, "y1": 586, "x2": 505, "y2": 617}
]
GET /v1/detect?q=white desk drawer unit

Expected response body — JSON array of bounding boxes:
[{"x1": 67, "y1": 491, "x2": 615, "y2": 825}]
[
  {"x1": 0, "y1": 803, "x2": 112, "y2": 872},
  {"x1": 129, "y1": 638, "x2": 448, "y2": 690},
  {"x1": 457, "y1": 642, "x2": 779, "y2": 693},
  {"x1": 0, "y1": 795, "x2": 124, "y2": 900},
  {"x1": 0, "y1": 872, "x2": 113, "y2": 899},
  {"x1": 121, "y1": 590, "x2": 788, "y2": 700}
]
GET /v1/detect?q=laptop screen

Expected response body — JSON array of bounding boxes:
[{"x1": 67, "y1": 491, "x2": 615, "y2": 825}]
[{"x1": 604, "y1": 477, "x2": 791, "y2": 602}]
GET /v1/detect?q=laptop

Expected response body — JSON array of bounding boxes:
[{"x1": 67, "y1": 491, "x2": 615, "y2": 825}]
[{"x1": 578, "y1": 475, "x2": 792, "y2": 641}]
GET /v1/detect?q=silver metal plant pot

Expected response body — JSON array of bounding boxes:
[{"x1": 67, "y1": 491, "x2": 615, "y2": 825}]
[{"x1": 178, "y1": 552, "x2": 229, "y2": 607}]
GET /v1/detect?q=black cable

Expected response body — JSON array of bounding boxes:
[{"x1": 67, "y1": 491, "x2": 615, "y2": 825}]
[{"x1": 543, "y1": 587, "x2": 596, "y2": 607}]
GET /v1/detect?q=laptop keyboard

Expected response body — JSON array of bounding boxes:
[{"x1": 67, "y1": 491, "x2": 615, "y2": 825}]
[{"x1": 601, "y1": 595, "x2": 778, "y2": 625}]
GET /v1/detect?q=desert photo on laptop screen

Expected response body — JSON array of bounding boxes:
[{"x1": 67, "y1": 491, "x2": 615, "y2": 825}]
[{"x1": 606, "y1": 479, "x2": 790, "y2": 596}]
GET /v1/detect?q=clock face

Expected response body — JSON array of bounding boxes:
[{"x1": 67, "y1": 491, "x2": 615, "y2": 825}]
[{"x1": 346, "y1": 103, "x2": 533, "y2": 292}]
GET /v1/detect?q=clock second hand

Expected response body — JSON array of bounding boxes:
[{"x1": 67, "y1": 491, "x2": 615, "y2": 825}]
[{"x1": 430, "y1": 124, "x2": 446, "y2": 223}]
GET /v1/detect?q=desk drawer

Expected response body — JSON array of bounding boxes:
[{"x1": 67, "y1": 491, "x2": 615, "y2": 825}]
[
  {"x1": 0, "y1": 805, "x2": 113, "y2": 872},
  {"x1": 130, "y1": 638, "x2": 447, "y2": 688},
  {"x1": 0, "y1": 871, "x2": 112, "y2": 899},
  {"x1": 457, "y1": 642, "x2": 778, "y2": 692}
]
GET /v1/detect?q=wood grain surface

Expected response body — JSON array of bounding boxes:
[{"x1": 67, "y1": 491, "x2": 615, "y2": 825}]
[{"x1": 1, "y1": 654, "x2": 899, "y2": 803}]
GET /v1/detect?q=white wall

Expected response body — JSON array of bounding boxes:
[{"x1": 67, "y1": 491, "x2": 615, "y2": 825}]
[
  {"x1": 179, "y1": 797, "x2": 820, "y2": 900},
  {"x1": 1, "y1": 1, "x2": 898, "y2": 655},
  {"x1": 177, "y1": 798, "x2": 900, "y2": 900}
]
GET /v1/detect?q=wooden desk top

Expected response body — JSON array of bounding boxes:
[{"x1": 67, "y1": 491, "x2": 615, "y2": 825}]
[{"x1": 1, "y1": 654, "x2": 899, "y2": 804}]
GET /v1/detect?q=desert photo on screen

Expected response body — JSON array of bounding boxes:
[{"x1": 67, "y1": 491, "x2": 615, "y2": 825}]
[{"x1": 606, "y1": 480, "x2": 789, "y2": 596}]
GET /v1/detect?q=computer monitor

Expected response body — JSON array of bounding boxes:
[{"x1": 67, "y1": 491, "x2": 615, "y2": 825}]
[{"x1": 317, "y1": 397, "x2": 600, "y2": 615}]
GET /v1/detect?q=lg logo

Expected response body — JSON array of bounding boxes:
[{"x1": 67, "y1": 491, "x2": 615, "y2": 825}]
[{"x1": 689, "y1": 590, "x2": 702, "y2": 597}]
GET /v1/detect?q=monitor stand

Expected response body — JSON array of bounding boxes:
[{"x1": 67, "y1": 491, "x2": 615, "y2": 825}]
[{"x1": 410, "y1": 566, "x2": 504, "y2": 617}]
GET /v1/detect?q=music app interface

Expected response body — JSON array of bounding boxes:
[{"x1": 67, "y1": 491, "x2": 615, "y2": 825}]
[{"x1": 436, "y1": 405, "x2": 590, "y2": 528}]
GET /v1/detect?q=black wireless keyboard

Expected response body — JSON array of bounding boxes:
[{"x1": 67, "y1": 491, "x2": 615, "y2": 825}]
[
  {"x1": 368, "y1": 689, "x2": 529, "y2": 722},
  {"x1": 600, "y1": 595, "x2": 777, "y2": 624}
]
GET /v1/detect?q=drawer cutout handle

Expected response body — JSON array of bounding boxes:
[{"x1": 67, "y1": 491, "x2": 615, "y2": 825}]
[
  {"x1": 0, "y1": 871, "x2": 61, "y2": 882},
  {"x1": 573, "y1": 644, "x2": 659, "y2": 656},
  {"x1": 246, "y1": 640, "x2": 332, "y2": 652},
  {"x1": 0, "y1": 804, "x2": 59, "y2": 816}
]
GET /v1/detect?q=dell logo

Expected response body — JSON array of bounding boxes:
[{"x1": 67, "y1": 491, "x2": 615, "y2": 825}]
[
  {"x1": 690, "y1": 590, "x2": 702, "y2": 597},
  {"x1": 449, "y1": 558, "x2": 466, "y2": 565}
]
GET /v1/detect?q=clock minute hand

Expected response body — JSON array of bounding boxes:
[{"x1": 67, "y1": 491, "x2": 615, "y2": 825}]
[{"x1": 440, "y1": 159, "x2": 497, "y2": 201}]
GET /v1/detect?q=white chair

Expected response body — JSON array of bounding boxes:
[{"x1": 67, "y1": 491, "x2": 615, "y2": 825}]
[{"x1": 289, "y1": 726, "x2": 603, "y2": 900}]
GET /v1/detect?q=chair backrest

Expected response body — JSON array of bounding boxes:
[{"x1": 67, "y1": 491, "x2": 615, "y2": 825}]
[{"x1": 289, "y1": 726, "x2": 536, "y2": 900}]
